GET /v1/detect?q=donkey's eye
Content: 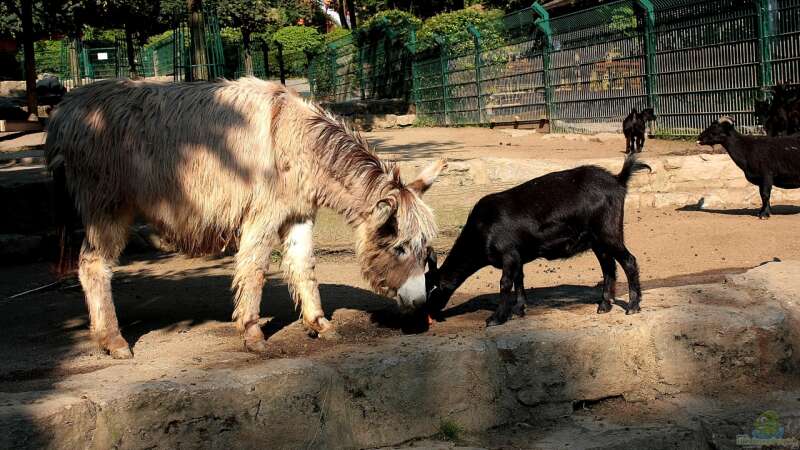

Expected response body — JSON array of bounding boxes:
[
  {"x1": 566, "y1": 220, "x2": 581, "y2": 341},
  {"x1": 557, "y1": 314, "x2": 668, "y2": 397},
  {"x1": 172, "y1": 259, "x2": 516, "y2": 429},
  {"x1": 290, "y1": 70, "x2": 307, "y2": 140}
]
[{"x1": 393, "y1": 245, "x2": 406, "y2": 256}]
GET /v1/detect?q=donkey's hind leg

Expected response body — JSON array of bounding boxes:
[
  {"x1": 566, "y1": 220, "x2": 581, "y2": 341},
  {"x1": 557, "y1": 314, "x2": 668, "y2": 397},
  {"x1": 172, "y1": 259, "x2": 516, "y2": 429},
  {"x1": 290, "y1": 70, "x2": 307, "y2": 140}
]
[
  {"x1": 79, "y1": 214, "x2": 133, "y2": 359},
  {"x1": 281, "y1": 219, "x2": 332, "y2": 337}
]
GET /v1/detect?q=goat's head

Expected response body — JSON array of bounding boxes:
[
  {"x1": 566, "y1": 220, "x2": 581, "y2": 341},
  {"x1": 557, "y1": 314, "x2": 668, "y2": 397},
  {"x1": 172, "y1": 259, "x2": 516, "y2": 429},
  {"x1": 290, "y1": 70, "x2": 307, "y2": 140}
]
[
  {"x1": 697, "y1": 116, "x2": 736, "y2": 146},
  {"x1": 640, "y1": 108, "x2": 656, "y2": 122},
  {"x1": 355, "y1": 159, "x2": 446, "y2": 313}
]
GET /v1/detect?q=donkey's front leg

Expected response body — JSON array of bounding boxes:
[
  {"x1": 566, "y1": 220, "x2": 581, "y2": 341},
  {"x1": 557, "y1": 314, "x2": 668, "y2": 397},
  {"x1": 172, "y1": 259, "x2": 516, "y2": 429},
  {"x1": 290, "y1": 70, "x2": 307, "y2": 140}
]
[
  {"x1": 281, "y1": 219, "x2": 332, "y2": 336},
  {"x1": 232, "y1": 225, "x2": 276, "y2": 354}
]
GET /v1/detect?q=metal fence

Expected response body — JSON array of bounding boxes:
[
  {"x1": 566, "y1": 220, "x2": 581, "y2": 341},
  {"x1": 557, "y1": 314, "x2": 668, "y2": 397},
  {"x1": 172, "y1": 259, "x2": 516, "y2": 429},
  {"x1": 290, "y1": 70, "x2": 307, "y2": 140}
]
[
  {"x1": 309, "y1": 21, "x2": 414, "y2": 103},
  {"x1": 309, "y1": 0, "x2": 800, "y2": 136}
]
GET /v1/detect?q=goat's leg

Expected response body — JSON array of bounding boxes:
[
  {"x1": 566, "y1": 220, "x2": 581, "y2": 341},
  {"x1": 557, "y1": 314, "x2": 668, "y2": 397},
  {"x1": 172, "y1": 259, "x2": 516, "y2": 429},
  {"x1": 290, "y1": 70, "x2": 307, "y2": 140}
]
[
  {"x1": 625, "y1": 137, "x2": 633, "y2": 154},
  {"x1": 611, "y1": 247, "x2": 642, "y2": 315},
  {"x1": 79, "y1": 213, "x2": 133, "y2": 359},
  {"x1": 281, "y1": 219, "x2": 332, "y2": 337},
  {"x1": 487, "y1": 254, "x2": 520, "y2": 327},
  {"x1": 512, "y1": 270, "x2": 527, "y2": 317},
  {"x1": 636, "y1": 135, "x2": 645, "y2": 153},
  {"x1": 592, "y1": 247, "x2": 617, "y2": 314},
  {"x1": 758, "y1": 177, "x2": 773, "y2": 219},
  {"x1": 232, "y1": 225, "x2": 277, "y2": 354}
]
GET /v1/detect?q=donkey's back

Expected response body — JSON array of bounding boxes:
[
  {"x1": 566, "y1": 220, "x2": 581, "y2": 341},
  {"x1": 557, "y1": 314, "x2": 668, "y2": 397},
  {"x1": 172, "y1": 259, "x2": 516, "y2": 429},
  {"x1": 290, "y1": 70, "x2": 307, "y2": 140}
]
[{"x1": 47, "y1": 78, "x2": 290, "y2": 253}]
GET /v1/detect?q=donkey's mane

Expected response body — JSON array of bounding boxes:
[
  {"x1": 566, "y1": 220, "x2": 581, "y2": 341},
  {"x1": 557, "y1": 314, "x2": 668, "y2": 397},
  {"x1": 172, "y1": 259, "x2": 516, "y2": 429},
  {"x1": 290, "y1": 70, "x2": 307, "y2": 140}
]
[{"x1": 306, "y1": 106, "x2": 402, "y2": 197}]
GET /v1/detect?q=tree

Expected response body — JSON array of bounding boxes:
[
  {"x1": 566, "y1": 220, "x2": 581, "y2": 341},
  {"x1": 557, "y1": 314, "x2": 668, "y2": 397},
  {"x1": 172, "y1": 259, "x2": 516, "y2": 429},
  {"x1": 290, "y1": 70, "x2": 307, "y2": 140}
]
[
  {"x1": 98, "y1": 0, "x2": 164, "y2": 78},
  {"x1": 216, "y1": 0, "x2": 274, "y2": 76}
]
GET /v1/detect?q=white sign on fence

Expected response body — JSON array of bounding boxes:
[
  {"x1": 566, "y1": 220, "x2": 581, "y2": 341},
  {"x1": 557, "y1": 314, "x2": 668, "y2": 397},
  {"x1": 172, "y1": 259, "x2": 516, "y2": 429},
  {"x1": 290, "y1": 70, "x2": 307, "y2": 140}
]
[{"x1": 97, "y1": 52, "x2": 108, "y2": 61}]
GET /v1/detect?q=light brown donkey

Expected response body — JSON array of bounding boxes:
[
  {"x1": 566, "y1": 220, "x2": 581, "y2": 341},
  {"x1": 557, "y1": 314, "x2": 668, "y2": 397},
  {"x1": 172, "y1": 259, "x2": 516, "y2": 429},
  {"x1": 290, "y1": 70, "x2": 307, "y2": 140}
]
[{"x1": 46, "y1": 78, "x2": 445, "y2": 358}]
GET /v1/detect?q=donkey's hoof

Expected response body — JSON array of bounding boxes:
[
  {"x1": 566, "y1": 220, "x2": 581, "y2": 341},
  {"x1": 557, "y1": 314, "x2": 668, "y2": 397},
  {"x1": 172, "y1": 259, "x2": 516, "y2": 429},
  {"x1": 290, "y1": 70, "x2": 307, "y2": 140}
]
[
  {"x1": 109, "y1": 345, "x2": 133, "y2": 359},
  {"x1": 245, "y1": 338, "x2": 269, "y2": 354},
  {"x1": 625, "y1": 304, "x2": 641, "y2": 315},
  {"x1": 486, "y1": 313, "x2": 508, "y2": 327},
  {"x1": 305, "y1": 316, "x2": 333, "y2": 337},
  {"x1": 512, "y1": 304, "x2": 526, "y2": 317}
]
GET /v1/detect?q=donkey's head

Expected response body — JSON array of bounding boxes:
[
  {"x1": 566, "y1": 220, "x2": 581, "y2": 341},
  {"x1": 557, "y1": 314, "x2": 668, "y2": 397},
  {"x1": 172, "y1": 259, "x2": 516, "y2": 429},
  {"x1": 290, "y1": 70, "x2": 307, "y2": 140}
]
[{"x1": 356, "y1": 159, "x2": 445, "y2": 313}]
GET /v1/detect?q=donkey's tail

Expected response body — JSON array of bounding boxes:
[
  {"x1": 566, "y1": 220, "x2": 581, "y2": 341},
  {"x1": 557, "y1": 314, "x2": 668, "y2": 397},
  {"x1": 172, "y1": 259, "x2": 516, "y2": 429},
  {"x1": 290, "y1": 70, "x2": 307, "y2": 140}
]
[
  {"x1": 49, "y1": 154, "x2": 78, "y2": 277},
  {"x1": 617, "y1": 153, "x2": 652, "y2": 188}
]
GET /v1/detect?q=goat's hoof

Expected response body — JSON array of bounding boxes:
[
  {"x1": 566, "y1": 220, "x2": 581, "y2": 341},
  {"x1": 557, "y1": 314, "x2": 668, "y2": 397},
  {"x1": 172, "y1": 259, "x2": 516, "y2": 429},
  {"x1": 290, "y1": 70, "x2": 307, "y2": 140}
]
[
  {"x1": 758, "y1": 214, "x2": 771, "y2": 220},
  {"x1": 597, "y1": 302, "x2": 613, "y2": 314},
  {"x1": 244, "y1": 338, "x2": 269, "y2": 354},
  {"x1": 486, "y1": 313, "x2": 508, "y2": 327},
  {"x1": 625, "y1": 305, "x2": 641, "y2": 315},
  {"x1": 512, "y1": 304, "x2": 526, "y2": 317}
]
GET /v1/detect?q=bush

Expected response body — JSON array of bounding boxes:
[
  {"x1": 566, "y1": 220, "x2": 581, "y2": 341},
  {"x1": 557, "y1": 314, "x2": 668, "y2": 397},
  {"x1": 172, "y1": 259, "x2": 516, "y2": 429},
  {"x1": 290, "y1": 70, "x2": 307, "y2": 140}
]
[
  {"x1": 272, "y1": 26, "x2": 324, "y2": 75},
  {"x1": 33, "y1": 40, "x2": 62, "y2": 75},
  {"x1": 325, "y1": 27, "x2": 352, "y2": 45},
  {"x1": 356, "y1": 9, "x2": 421, "y2": 45},
  {"x1": 417, "y1": 7, "x2": 505, "y2": 55}
]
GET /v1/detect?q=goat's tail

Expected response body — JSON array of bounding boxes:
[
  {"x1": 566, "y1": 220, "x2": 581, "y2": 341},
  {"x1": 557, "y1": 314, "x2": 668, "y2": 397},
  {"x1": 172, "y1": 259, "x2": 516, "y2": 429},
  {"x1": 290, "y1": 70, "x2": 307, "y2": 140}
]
[
  {"x1": 617, "y1": 153, "x2": 652, "y2": 188},
  {"x1": 49, "y1": 154, "x2": 79, "y2": 278}
]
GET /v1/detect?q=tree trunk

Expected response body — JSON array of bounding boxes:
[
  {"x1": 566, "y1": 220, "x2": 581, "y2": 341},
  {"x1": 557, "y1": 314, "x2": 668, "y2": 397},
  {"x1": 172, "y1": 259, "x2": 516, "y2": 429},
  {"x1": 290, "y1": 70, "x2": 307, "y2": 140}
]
[
  {"x1": 335, "y1": 0, "x2": 349, "y2": 29},
  {"x1": 242, "y1": 30, "x2": 253, "y2": 76},
  {"x1": 186, "y1": 0, "x2": 208, "y2": 81},
  {"x1": 346, "y1": 0, "x2": 357, "y2": 29},
  {"x1": 69, "y1": 36, "x2": 81, "y2": 87},
  {"x1": 21, "y1": 0, "x2": 37, "y2": 121},
  {"x1": 124, "y1": 24, "x2": 138, "y2": 79}
]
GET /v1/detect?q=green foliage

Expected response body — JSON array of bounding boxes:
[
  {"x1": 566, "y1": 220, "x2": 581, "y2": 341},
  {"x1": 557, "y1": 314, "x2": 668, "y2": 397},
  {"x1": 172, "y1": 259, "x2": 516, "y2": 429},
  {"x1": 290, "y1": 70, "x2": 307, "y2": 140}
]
[
  {"x1": 272, "y1": 25, "x2": 323, "y2": 75},
  {"x1": 605, "y1": 4, "x2": 638, "y2": 36},
  {"x1": 324, "y1": 26, "x2": 351, "y2": 45},
  {"x1": 438, "y1": 419, "x2": 463, "y2": 441},
  {"x1": 81, "y1": 26, "x2": 124, "y2": 46},
  {"x1": 417, "y1": 7, "x2": 505, "y2": 55},
  {"x1": 356, "y1": 9, "x2": 420, "y2": 44},
  {"x1": 33, "y1": 39, "x2": 61, "y2": 74},
  {"x1": 146, "y1": 29, "x2": 173, "y2": 47},
  {"x1": 215, "y1": 0, "x2": 274, "y2": 35}
]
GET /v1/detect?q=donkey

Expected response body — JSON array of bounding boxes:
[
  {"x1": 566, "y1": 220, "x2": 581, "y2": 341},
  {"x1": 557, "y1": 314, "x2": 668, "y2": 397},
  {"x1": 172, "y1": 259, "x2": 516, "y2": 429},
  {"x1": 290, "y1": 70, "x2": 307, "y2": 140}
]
[{"x1": 47, "y1": 78, "x2": 445, "y2": 358}]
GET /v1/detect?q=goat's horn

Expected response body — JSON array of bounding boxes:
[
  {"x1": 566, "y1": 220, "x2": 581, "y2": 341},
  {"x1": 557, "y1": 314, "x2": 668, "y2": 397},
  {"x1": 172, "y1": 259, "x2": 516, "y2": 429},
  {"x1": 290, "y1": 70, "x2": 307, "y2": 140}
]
[{"x1": 719, "y1": 115, "x2": 735, "y2": 125}]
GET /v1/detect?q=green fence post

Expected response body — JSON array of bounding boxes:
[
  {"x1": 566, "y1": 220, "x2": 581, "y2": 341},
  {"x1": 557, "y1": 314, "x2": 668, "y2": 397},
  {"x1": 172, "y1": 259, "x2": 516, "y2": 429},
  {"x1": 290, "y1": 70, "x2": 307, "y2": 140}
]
[
  {"x1": 532, "y1": 3, "x2": 553, "y2": 125},
  {"x1": 755, "y1": 0, "x2": 775, "y2": 93},
  {"x1": 357, "y1": 42, "x2": 366, "y2": 100},
  {"x1": 467, "y1": 25, "x2": 484, "y2": 125},
  {"x1": 405, "y1": 27, "x2": 419, "y2": 110},
  {"x1": 329, "y1": 45, "x2": 338, "y2": 101},
  {"x1": 636, "y1": 0, "x2": 658, "y2": 112},
  {"x1": 434, "y1": 34, "x2": 449, "y2": 125}
]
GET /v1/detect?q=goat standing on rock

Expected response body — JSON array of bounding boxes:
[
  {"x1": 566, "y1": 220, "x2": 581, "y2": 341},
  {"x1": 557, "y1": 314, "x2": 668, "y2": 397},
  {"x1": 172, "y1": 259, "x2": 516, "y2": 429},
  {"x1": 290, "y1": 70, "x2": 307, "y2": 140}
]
[
  {"x1": 698, "y1": 117, "x2": 800, "y2": 219},
  {"x1": 424, "y1": 154, "x2": 650, "y2": 327}
]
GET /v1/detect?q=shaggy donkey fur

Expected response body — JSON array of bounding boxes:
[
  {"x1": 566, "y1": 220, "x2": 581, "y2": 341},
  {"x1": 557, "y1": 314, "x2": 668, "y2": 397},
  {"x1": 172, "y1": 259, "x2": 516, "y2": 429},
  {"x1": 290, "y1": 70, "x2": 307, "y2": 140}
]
[
  {"x1": 425, "y1": 154, "x2": 649, "y2": 326},
  {"x1": 698, "y1": 116, "x2": 800, "y2": 219},
  {"x1": 47, "y1": 78, "x2": 444, "y2": 358}
]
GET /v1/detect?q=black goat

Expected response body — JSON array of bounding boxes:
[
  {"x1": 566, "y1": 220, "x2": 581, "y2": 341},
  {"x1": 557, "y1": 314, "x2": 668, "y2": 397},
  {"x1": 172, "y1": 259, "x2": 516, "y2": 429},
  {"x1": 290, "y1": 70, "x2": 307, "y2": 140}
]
[
  {"x1": 755, "y1": 84, "x2": 800, "y2": 137},
  {"x1": 698, "y1": 117, "x2": 800, "y2": 219},
  {"x1": 424, "y1": 155, "x2": 650, "y2": 327},
  {"x1": 623, "y1": 108, "x2": 656, "y2": 154}
]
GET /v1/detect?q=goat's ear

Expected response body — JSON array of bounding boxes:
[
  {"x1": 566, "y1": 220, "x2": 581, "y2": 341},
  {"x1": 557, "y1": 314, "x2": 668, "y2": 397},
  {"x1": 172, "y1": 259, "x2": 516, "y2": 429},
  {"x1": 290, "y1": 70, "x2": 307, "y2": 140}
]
[
  {"x1": 642, "y1": 108, "x2": 655, "y2": 120},
  {"x1": 371, "y1": 196, "x2": 397, "y2": 228},
  {"x1": 408, "y1": 158, "x2": 447, "y2": 195}
]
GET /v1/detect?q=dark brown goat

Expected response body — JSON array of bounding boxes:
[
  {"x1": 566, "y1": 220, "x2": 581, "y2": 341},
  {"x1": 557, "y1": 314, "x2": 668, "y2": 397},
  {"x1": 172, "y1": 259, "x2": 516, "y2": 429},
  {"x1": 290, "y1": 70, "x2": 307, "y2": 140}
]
[
  {"x1": 698, "y1": 117, "x2": 800, "y2": 219},
  {"x1": 424, "y1": 154, "x2": 650, "y2": 326}
]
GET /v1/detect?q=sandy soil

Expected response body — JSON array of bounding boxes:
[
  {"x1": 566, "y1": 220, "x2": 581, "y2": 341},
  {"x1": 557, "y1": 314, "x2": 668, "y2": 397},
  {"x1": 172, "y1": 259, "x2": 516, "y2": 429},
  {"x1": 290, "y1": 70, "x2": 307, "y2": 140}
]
[{"x1": 364, "y1": 127, "x2": 721, "y2": 162}]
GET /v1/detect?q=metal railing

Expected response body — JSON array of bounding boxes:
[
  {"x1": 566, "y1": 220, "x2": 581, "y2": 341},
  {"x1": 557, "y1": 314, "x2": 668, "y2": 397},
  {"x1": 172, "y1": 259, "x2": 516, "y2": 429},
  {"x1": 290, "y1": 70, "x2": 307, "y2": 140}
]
[{"x1": 309, "y1": 0, "x2": 800, "y2": 136}]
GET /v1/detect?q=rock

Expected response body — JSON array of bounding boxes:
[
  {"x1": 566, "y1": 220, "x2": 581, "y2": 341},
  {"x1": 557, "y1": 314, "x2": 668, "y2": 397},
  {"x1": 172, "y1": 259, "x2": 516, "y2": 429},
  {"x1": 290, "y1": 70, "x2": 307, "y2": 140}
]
[{"x1": 396, "y1": 114, "x2": 416, "y2": 127}]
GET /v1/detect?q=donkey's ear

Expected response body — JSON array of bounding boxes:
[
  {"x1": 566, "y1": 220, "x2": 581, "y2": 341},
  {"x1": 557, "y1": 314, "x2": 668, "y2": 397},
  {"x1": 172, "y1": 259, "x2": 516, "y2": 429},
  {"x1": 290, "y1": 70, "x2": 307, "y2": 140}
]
[
  {"x1": 408, "y1": 158, "x2": 447, "y2": 195},
  {"x1": 372, "y1": 197, "x2": 397, "y2": 227}
]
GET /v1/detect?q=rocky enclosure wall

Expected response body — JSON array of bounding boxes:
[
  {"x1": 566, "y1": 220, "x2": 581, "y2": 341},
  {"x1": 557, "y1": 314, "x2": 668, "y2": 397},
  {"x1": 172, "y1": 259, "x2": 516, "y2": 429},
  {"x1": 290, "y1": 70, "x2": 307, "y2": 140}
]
[{"x1": 403, "y1": 153, "x2": 800, "y2": 211}]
